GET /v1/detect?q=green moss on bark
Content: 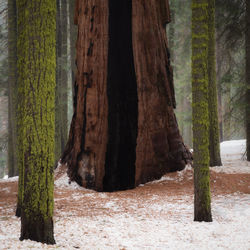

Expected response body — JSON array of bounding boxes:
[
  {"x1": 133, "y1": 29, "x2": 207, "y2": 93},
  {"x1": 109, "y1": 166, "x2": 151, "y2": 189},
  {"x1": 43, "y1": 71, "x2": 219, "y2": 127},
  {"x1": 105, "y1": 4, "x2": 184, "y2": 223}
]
[
  {"x1": 17, "y1": 0, "x2": 56, "y2": 244},
  {"x1": 192, "y1": 0, "x2": 212, "y2": 222}
]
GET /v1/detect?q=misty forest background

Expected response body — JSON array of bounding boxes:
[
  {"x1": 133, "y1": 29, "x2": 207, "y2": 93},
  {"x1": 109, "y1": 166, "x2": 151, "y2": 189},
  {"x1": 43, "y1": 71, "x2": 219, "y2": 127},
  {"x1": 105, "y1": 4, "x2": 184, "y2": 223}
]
[{"x1": 0, "y1": 0, "x2": 246, "y2": 178}]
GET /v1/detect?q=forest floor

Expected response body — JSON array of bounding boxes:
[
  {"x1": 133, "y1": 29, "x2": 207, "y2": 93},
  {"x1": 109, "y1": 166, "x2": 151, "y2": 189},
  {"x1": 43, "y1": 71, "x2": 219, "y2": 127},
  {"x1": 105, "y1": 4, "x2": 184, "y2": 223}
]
[{"x1": 0, "y1": 140, "x2": 250, "y2": 249}]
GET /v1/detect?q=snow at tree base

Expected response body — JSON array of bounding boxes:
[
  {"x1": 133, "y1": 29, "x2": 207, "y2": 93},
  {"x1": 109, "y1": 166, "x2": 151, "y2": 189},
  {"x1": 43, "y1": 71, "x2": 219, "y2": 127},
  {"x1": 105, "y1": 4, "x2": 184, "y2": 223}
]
[{"x1": 0, "y1": 140, "x2": 249, "y2": 249}]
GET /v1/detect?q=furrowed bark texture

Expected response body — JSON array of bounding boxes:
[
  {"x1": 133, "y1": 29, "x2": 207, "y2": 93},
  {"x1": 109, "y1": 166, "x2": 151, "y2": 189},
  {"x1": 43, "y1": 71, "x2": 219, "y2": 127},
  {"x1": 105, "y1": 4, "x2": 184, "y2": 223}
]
[
  {"x1": 17, "y1": 0, "x2": 56, "y2": 244},
  {"x1": 133, "y1": 0, "x2": 188, "y2": 186},
  {"x1": 8, "y1": 0, "x2": 18, "y2": 178},
  {"x1": 192, "y1": 0, "x2": 212, "y2": 222},
  {"x1": 246, "y1": 0, "x2": 250, "y2": 161},
  {"x1": 207, "y1": 0, "x2": 222, "y2": 167},
  {"x1": 62, "y1": 0, "x2": 191, "y2": 191},
  {"x1": 62, "y1": 0, "x2": 109, "y2": 191}
]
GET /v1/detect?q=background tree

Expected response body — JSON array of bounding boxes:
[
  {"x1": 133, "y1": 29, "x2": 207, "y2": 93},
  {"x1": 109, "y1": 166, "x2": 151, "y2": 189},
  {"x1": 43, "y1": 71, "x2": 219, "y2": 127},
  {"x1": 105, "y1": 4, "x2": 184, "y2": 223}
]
[
  {"x1": 69, "y1": 0, "x2": 77, "y2": 91},
  {"x1": 192, "y1": 0, "x2": 212, "y2": 222},
  {"x1": 0, "y1": 1, "x2": 8, "y2": 178},
  {"x1": 215, "y1": 0, "x2": 245, "y2": 141},
  {"x1": 61, "y1": 0, "x2": 191, "y2": 192},
  {"x1": 7, "y1": 0, "x2": 18, "y2": 177},
  {"x1": 207, "y1": 0, "x2": 222, "y2": 166},
  {"x1": 167, "y1": 0, "x2": 193, "y2": 147},
  {"x1": 55, "y1": 0, "x2": 68, "y2": 162},
  {"x1": 16, "y1": 0, "x2": 56, "y2": 243},
  {"x1": 246, "y1": 0, "x2": 250, "y2": 160}
]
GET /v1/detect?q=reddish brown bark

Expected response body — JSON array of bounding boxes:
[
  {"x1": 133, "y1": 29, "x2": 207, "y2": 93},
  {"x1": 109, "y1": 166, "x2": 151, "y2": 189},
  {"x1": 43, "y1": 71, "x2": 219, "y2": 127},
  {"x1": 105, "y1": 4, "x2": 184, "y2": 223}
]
[{"x1": 61, "y1": 0, "x2": 191, "y2": 191}]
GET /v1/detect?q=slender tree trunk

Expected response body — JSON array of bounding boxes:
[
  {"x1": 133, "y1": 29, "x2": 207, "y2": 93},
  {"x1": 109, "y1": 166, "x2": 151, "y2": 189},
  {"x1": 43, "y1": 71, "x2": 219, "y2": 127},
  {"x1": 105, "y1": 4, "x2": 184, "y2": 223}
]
[
  {"x1": 60, "y1": 0, "x2": 68, "y2": 151},
  {"x1": 7, "y1": 0, "x2": 18, "y2": 177},
  {"x1": 192, "y1": 0, "x2": 212, "y2": 222},
  {"x1": 246, "y1": 0, "x2": 250, "y2": 161},
  {"x1": 207, "y1": 0, "x2": 222, "y2": 166},
  {"x1": 168, "y1": 0, "x2": 175, "y2": 65},
  {"x1": 55, "y1": 0, "x2": 62, "y2": 161},
  {"x1": 224, "y1": 83, "x2": 231, "y2": 141},
  {"x1": 216, "y1": 36, "x2": 224, "y2": 142},
  {"x1": 17, "y1": 0, "x2": 56, "y2": 244},
  {"x1": 61, "y1": 0, "x2": 191, "y2": 192},
  {"x1": 69, "y1": 0, "x2": 77, "y2": 93},
  {"x1": 55, "y1": 0, "x2": 68, "y2": 162}
]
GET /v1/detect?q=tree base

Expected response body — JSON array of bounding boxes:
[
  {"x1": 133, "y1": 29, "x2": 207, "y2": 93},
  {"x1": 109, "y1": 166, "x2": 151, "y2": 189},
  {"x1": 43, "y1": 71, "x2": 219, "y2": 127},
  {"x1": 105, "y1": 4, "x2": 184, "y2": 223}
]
[
  {"x1": 15, "y1": 204, "x2": 21, "y2": 218},
  {"x1": 210, "y1": 159, "x2": 222, "y2": 167},
  {"x1": 20, "y1": 214, "x2": 55, "y2": 245},
  {"x1": 194, "y1": 214, "x2": 212, "y2": 222}
]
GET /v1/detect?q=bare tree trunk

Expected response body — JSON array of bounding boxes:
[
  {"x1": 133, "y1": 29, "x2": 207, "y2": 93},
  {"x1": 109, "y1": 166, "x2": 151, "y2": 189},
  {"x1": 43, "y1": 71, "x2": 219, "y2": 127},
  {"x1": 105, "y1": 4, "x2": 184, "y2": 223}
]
[
  {"x1": 207, "y1": 0, "x2": 222, "y2": 166},
  {"x1": 8, "y1": 0, "x2": 18, "y2": 177},
  {"x1": 55, "y1": 0, "x2": 68, "y2": 162},
  {"x1": 61, "y1": 0, "x2": 191, "y2": 192},
  {"x1": 69, "y1": 0, "x2": 77, "y2": 93},
  {"x1": 246, "y1": 0, "x2": 250, "y2": 161}
]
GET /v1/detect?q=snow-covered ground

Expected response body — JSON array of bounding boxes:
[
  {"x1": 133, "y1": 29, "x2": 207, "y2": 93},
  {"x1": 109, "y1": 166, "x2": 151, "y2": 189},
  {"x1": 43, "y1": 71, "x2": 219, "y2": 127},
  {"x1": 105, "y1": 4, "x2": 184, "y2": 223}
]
[
  {"x1": 212, "y1": 139, "x2": 250, "y2": 174},
  {"x1": 0, "y1": 140, "x2": 250, "y2": 250}
]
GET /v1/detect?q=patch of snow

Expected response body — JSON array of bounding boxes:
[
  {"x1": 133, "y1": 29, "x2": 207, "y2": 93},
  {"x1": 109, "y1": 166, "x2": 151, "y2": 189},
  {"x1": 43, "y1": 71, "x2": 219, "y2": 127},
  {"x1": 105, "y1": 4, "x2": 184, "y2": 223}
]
[
  {"x1": 1, "y1": 187, "x2": 10, "y2": 193},
  {"x1": 54, "y1": 173, "x2": 85, "y2": 190},
  {"x1": 210, "y1": 139, "x2": 250, "y2": 174},
  {"x1": 148, "y1": 165, "x2": 193, "y2": 185},
  {"x1": 220, "y1": 139, "x2": 246, "y2": 160},
  {"x1": 1, "y1": 140, "x2": 250, "y2": 249},
  {"x1": 1, "y1": 194, "x2": 250, "y2": 249},
  {"x1": 211, "y1": 161, "x2": 250, "y2": 174},
  {"x1": 0, "y1": 176, "x2": 18, "y2": 183}
]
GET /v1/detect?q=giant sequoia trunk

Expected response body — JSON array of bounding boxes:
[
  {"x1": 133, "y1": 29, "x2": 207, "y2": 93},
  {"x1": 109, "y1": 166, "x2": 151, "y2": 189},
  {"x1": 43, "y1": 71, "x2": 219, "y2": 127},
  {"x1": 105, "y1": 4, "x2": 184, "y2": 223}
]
[{"x1": 61, "y1": 0, "x2": 191, "y2": 192}]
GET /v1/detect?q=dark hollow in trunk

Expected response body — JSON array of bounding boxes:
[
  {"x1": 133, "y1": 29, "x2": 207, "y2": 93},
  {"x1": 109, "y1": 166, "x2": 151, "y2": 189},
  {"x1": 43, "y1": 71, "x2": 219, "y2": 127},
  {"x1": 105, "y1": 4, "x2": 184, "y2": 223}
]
[
  {"x1": 61, "y1": 0, "x2": 192, "y2": 192},
  {"x1": 103, "y1": 0, "x2": 138, "y2": 191}
]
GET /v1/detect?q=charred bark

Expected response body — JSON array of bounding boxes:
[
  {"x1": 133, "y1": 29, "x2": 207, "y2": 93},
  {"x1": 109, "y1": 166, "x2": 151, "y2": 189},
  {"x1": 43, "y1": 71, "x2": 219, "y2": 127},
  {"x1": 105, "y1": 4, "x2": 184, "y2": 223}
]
[
  {"x1": 103, "y1": 0, "x2": 138, "y2": 191},
  {"x1": 61, "y1": 0, "x2": 191, "y2": 192}
]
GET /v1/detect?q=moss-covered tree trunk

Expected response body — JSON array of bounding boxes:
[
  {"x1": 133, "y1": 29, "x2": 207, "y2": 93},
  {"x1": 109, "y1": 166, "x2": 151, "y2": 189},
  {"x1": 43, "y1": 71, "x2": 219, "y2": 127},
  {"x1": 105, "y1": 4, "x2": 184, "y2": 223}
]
[
  {"x1": 192, "y1": 0, "x2": 212, "y2": 222},
  {"x1": 7, "y1": 0, "x2": 18, "y2": 177},
  {"x1": 246, "y1": 0, "x2": 250, "y2": 161},
  {"x1": 61, "y1": 0, "x2": 191, "y2": 192},
  {"x1": 207, "y1": 0, "x2": 222, "y2": 166},
  {"x1": 17, "y1": 0, "x2": 56, "y2": 244}
]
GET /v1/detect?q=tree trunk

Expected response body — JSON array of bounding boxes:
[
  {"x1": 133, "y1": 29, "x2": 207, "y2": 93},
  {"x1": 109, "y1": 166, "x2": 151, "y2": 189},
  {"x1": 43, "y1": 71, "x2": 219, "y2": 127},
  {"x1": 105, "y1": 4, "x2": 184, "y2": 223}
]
[
  {"x1": 246, "y1": 0, "x2": 250, "y2": 161},
  {"x1": 7, "y1": 0, "x2": 18, "y2": 177},
  {"x1": 207, "y1": 0, "x2": 222, "y2": 166},
  {"x1": 69, "y1": 0, "x2": 77, "y2": 94},
  {"x1": 192, "y1": 0, "x2": 212, "y2": 222},
  {"x1": 60, "y1": 0, "x2": 68, "y2": 153},
  {"x1": 168, "y1": 0, "x2": 175, "y2": 64},
  {"x1": 61, "y1": 0, "x2": 191, "y2": 192},
  {"x1": 17, "y1": 0, "x2": 56, "y2": 244},
  {"x1": 55, "y1": 0, "x2": 68, "y2": 162}
]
